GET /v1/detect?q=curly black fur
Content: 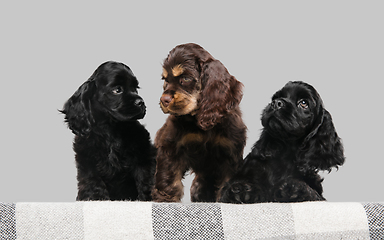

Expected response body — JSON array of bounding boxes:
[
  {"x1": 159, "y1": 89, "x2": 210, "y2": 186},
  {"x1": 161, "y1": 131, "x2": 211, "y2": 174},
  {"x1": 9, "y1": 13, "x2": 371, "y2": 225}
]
[
  {"x1": 220, "y1": 81, "x2": 345, "y2": 203},
  {"x1": 61, "y1": 61, "x2": 156, "y2": 201}
]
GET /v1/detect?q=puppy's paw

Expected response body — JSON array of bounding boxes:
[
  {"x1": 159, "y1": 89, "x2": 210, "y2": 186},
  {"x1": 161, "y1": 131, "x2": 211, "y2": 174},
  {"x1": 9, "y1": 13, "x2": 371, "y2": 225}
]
[
  {"x1": 220, "y1": 182, "x2": 256, "y2": 204},
  {"x1": 274, "y1": 180, "x2": 324, "y2": 202},
  {"x1": 274, "y1": 182, "x2": 297, "y2": 201},
  {"x1": 77, "y1": 192, "x2": 110, "y2": 201},
  {"x1": 76, "y1": 185, "x2": 110, "y2": 201}
]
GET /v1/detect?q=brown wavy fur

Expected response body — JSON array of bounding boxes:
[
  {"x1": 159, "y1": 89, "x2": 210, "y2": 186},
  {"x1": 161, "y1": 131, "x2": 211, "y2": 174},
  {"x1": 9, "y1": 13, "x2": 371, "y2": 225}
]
[{"x1": 152, "y1": 43, "x2": 247, "y2": 202}]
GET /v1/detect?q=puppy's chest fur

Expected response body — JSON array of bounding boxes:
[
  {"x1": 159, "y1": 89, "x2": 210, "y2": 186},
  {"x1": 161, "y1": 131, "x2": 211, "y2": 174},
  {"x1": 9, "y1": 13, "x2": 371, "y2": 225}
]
[
  {"x1": 75, "y1": 122, "x2": 149, "y2": 177},
  {"x1": 259, "y1": 150, "x2": 323, "y2": 194},
  {"x1": 157, "y1": 116, "x2": 236, "y2": 171}
]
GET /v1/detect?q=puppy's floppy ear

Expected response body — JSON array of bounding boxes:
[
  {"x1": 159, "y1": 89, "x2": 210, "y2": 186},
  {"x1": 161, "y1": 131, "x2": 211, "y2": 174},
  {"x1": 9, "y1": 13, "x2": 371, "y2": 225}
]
[
  {"x1": 297, "y1": 107, "x2": 345, "y2": 172},
  {"x1": 196, "y1": 60, "x2": 243, "y2": 130},
  {"x1": 61, "y1": 79, "x2": 96, "y2": 136}
]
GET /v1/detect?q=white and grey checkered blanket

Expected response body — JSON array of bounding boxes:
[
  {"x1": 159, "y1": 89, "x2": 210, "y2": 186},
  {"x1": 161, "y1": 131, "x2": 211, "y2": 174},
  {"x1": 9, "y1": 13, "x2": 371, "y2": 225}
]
[{"x1": 1, "y1": 202, "x2": 383, "y2": 239}]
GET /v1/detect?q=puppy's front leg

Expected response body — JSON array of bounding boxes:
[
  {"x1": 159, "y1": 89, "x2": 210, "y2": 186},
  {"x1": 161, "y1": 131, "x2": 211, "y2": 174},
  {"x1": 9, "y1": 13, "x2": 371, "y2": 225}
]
[
  {"x1": 134, "y1": 165, "x2": 155, "y2": 201},
  {"x1": 190, "y1": 174, "x2": 217, "y2": 202},
  {"x1": 76, "y1": 172, "x2": 110, "y2": 201},
  {"x1": 152, "y1": 149, "x2": 185, "y2": 202}
]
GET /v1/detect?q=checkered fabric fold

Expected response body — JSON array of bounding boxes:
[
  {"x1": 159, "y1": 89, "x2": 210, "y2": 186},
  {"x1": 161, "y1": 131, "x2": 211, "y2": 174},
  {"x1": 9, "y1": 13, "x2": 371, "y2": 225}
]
[{"x1": 1, "y1": 202, "x2": 383, "y2": 239}]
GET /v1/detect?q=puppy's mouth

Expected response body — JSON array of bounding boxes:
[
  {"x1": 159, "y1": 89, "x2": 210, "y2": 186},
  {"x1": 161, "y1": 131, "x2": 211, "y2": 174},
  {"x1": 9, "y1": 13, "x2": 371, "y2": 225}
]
[
  {"x1": 110, "y1": 99, "x2": 147, "y2": 121},
  {"x1": 130, "y1": 106, "x2": 146, "y2": 120},
  {"x1": 160, "y1": 92, "x2": 198, "y2": 116},
  {"x1": 263, "y1": 115, "x2": 284, "y2": 133},
  {"x1": 263, "y1": 111, "x2": 308, "y2": 139}
]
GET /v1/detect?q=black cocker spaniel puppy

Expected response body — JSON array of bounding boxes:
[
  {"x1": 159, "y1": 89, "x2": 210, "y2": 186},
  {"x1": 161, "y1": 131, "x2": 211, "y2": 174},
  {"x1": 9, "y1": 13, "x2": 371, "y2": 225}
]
[
  {"x1": 61, "y1": 61, "x2": 156, "y2": 201},
  {"x1": 220, "y1": 81, "x2": 345, "y2": 203},
  {"x1": 152, "y1": 43, "x2": 247, "y2": 202}
]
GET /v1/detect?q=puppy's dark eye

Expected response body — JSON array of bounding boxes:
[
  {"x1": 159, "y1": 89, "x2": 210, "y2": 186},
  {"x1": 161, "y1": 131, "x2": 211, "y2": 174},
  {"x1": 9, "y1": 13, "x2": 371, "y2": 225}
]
[
  {"x1": 180, "y1": 77, "x2": 192, "y2": 85},
  {"x1": 112, "y1": 86, "x2": 123, "y2": 95},
  {"x1": 298, "y1": 99, "x2": 309, "y2": 109}
]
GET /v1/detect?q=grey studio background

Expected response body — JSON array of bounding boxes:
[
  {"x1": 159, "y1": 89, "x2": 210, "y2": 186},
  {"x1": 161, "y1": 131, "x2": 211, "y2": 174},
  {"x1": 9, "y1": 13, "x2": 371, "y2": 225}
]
[{"x1": 1, "y1": 1, "x2": 383, "y2": 203}]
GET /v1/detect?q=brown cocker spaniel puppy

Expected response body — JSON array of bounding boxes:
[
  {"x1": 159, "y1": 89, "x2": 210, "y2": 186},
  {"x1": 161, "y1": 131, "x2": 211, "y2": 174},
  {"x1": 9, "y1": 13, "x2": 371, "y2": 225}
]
[{"x1": 152, "y1": 43, "x2": 247, "y2": 202}]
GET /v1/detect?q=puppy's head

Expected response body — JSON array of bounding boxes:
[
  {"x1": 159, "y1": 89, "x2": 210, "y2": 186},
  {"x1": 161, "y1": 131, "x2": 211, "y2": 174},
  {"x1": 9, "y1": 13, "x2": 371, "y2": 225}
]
[
  {"x1": 160, "y1": 43, "x2": 243, "y2": 130},
  {"x1": 261, "y1": 81, "x2": 322, "y2": 140},
  {"x1": 61, "y1": 61, "x2": 146, "y2": 136},
  {"x1": 257, "y1": 81, "x2": 345, "y2": 172}
]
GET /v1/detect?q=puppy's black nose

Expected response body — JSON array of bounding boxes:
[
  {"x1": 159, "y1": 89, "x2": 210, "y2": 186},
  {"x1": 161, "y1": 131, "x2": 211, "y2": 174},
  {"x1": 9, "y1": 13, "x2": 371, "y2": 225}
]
[
  {"x1": 134, "y1": 98, "x2": 145, "y2": 107},
  {"x1": 271, "y1": 99, "x2": 284, "y2": 109}
]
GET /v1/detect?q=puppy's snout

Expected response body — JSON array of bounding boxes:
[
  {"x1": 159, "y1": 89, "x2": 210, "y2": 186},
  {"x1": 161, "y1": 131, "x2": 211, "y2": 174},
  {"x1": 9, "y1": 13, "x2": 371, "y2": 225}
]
[
  {"x1": 134, "y1": 98, "x2": 145, "y2": 107},
  {"x1": 272, "y1": 99, "x2": 285, "y2": 110},
  {"x1": 160, "y1": 94, "x2": 173, "y2": 107}
]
